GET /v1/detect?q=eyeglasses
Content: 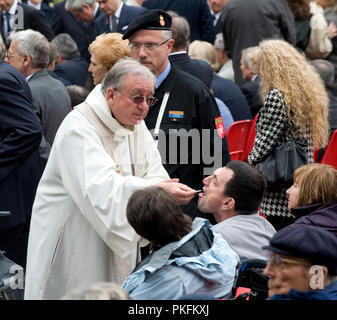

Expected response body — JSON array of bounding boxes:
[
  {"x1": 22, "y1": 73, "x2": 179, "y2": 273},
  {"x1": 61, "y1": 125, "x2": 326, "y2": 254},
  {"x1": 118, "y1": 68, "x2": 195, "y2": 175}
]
[
  {"x1": 266, "y1": 252, "x2": 311, "y2": 270},
  {"x1": 5, "y1": 51, "x2": 21, "y2": 59},
  {"x1": 128, "y1": 39, "x2": 170, "y2": 52},
  {"x1": 114, "y1": 89, "x2": 158, "y2": 106}
]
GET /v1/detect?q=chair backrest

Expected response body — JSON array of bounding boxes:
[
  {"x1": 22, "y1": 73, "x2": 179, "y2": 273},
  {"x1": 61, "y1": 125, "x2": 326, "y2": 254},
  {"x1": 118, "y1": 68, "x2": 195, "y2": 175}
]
[
  {"x1": 244, "y1": 114, "x2": 258, "y2": 162},
  {"x1": 320, "y1": 129, "x2": 337, "y2": 169},
  {"x1": 233, "y1": 259, "x2": 268, "y2": 301},
  {"x1": 226, "y1": 120, "x2": 253, "y2": 161}
]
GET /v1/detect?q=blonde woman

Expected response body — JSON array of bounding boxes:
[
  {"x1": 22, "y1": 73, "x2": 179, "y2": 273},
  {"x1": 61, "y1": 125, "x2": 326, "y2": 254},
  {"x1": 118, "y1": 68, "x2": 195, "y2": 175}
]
[
  {"x1": 248, "y1": 39, "x2": 330, "y2": 230},
  {"x1": 286, "y1": 163, "x2": 337, "y2": 236},
  {"x1": 188, "y1": 40, "x2": 220, "y2": 72},
  {"x1": 88, "y1": 33, "x2": 131, "y2": 85}
]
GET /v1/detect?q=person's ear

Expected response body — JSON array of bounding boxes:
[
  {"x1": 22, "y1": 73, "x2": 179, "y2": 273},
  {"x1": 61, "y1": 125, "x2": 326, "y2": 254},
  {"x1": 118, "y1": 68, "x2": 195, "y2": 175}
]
[
  {"x1": 105, "y1": 87, "x2": 115, "y2": 104},
  {"x1": 23, "y1": 54, "x2": 31, "y2": 67},
  {"x1": 167, "y1": 39, "x2": 175, "y2": 54},
  {"x1": 223, "y1": 197, "x2": 235, "y2": 210}
]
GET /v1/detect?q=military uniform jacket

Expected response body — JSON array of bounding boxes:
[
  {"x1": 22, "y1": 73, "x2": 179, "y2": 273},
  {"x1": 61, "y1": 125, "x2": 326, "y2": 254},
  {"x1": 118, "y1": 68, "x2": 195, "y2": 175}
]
[{"x1": 144, "y1": 66, "x2": 231, "y2": 218}]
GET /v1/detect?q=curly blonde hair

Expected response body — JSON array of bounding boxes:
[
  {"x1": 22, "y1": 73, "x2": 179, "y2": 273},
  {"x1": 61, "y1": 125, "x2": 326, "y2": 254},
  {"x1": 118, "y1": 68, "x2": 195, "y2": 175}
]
[
  {"x1": 249, "y1": 39, "x2": 330, "y2": 148},
  {"x1": 88, "y1": 33, "x2": 131, "y2": 73}
]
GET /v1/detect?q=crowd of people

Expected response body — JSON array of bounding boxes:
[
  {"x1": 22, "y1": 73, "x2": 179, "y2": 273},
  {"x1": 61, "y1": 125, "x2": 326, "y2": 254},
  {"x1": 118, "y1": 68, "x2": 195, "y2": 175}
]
[{"x1": 0, "y1": 0, "x2": 337, "y2": 301}]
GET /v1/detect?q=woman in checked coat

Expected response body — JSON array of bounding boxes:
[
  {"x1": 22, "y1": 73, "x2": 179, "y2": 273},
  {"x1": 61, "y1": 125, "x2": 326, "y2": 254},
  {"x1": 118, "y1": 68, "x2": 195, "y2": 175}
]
[{"x1": 247, "y1": 39, "x2": 330, "y2": 230}]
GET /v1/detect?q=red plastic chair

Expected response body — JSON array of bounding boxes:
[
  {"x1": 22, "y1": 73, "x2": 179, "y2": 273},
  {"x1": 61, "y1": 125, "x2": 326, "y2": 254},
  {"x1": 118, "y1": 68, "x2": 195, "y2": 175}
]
[
  {"x1": 226, "y1": 120, "x2": 253, "y2": 161},
  {"x1": 320, "y1": 129, "x2": 337, "y2": 169},
  {"x1": 244, "y1": 114, "x2": 258, "y2": 162}
]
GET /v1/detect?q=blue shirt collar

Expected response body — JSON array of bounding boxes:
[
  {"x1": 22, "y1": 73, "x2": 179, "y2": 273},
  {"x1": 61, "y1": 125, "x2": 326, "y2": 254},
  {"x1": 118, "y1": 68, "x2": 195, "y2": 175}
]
[{"x1": 155, "y1": 61, "x2": 171, "y2": 90}]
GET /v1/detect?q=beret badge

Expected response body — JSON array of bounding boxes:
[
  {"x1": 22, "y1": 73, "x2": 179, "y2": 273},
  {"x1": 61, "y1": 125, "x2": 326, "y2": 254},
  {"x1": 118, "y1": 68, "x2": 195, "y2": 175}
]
[{"x1": 159, "y1": 15, "x2": 165, "y2": 27}]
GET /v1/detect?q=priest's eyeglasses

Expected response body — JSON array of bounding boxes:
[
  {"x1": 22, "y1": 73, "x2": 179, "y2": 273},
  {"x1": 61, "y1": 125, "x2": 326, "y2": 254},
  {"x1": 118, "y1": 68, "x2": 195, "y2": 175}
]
[
  {"x1": 114, "y1": 89, "x2": 158, "y2": 106},
  {"x1": 128, "y1": 39, "x2": 169, "y2": 52}
]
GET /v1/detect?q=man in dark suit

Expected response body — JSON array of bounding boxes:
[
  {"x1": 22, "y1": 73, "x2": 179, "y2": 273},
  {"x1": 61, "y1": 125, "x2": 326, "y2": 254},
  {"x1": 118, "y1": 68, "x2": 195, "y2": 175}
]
[
  {"x1": 0, "y1": 57, "x2": 42, "y2": 269},
  {"x1": 0, "y1": 0, "x2": 54, "y2": 46},
  {"x1": 208, "y1": 0, "x2": 228, "y2": 34},
  {"x1": 5, "y1": 29, "x2": 71, "y2": 168},
  {"x1": 95, "y1": 0, "x2": 146, "y2": 35},
  {"x1": 239, "y1": 47, "x2": 263, "y2": 117},
  {"x1": 22, "y1": 0, "x2": 54, "y2": 20},
  {"x1": 52, "y1": 0, "x2": 101, "y2": 61},
  {"x1": 221, "y1": 0, "x2": 296, "y2": 86},
  {"x1": 168, "y1": 11, "x2": 213, "y2": 89},
  {"x1": 143, "y1": 0, "x2": 216, "y2": 44},
  {"x1": 310, "y1": 59, "x2": 337, "y2": 162},
  {"x1": 52, "y1": 33, "x2": 90, "y2": 87}
]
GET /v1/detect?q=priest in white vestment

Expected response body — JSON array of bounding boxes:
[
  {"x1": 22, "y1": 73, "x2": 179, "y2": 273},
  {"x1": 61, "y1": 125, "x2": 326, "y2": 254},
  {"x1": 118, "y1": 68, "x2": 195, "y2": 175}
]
[{"x1": 24, "y1": 58, "x2": 196, "y2": 299}]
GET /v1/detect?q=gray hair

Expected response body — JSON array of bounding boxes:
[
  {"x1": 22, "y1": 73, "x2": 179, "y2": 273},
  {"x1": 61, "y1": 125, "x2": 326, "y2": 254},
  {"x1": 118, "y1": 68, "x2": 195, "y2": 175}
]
[
  {"x1": 310, "y1": 59, "x2": 335, "y2": 86},
  {"x1": 214, "y1": 33, "x2": 224, "y2": 51},
  {"x1": 168, "y1": 11, "x2": 190, "y2": 50},
  {"x1": 65, "y1": 0, "x2": 95, "y2": 11},
  {"x1": 101, "y1": 58, "x2": 155, "y2": 94},
  {"x1": 51, "y1": 33, "x2": 80, "y2": 60},
  {"x1": 161, "y1": 30, "x2": 172, "y2": 42},
  {"x1": 8, "y1": 29, "x2": 50, "y2": 68},
  {"x1": 241, "y1": 46, "x2": 256, "y2": 69}
]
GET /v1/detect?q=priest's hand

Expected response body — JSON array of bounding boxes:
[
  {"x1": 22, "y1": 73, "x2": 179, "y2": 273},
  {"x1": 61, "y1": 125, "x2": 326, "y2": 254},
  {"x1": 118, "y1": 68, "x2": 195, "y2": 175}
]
[{"x1": 155, "y1": 179, "x2": 196, "y2": 205}]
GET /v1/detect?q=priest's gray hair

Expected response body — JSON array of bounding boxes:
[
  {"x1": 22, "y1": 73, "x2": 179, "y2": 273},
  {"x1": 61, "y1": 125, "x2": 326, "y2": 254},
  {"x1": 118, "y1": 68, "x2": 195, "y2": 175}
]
[{"x1": 101, "y1": 58, "x2": 155, "y2": 94}]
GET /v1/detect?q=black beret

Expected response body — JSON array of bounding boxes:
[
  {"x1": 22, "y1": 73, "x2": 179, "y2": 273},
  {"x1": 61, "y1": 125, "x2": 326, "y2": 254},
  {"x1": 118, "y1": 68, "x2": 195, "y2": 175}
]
[
  {"x1": 123, "y1": 9, "x2": 172, "y2": 40},
  {"x1": 263, "y1": 224, "x2": 337, "y2": 275}
]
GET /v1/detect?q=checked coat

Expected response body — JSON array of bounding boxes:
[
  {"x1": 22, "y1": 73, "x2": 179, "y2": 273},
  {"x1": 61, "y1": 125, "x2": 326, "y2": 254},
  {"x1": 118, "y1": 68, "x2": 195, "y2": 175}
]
[{"x1": 248, "y1": 89, "x2": 313, "y2": 218}]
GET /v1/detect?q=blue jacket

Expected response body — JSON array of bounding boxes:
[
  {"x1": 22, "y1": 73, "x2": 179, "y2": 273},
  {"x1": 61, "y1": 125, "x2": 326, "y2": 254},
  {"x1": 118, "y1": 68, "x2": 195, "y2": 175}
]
[
  {"x1": 122, "y1": 218, "x2": 240, "y2": 300},
  {"x1": 268, "y1": 280, "x2": 337, "y2": 300},
  {"x1": 0, "y1": 62, "x2": 42, "y2": 231}
]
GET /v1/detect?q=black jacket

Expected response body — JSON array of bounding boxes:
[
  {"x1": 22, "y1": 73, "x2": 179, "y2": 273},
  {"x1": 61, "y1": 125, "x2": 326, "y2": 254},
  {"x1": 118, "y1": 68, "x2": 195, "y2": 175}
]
[
  {"x1": 240, "y1": 76, "x2": 263, "y2": 117},
  {"x1": 168, "y1": 52, "x2": 213, "y2": 89}
]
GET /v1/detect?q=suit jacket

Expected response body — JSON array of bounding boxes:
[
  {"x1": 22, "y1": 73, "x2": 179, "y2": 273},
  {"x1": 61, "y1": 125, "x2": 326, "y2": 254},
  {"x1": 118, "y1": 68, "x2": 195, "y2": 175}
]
[
  {"x1": 168, "y1": 52, "x2": 213, "y2": 89},
  {"x1": 143, "y1": 0, "x2": 216, "y2": 44},
  {"x1": 221, "y1": 0, "x2": 296, "y2": 85},
  {"x1": 28, "y1": 69, "x2": 71, "y2": 166},
  {"x1": 240, "y1": 76, "x2": 263, "y2": 117},
  {"x1": 21, "y1": 0, "x2": 54, "y2": 20},
  {"x1": 0, "y1": 61, "x2": 42, "y2": 231},
  {"x1": 53, "y1": 56, "x2": 90, "y2": 87},
  {"x1": 0, "y1": 2, "x2": 55, "y2": 46},
  {"x1": 95, "y1": 3, "x2": 146, "y2": 36},
  {"x1": 211, "y1": 74, "x2": 252, "y2": 121},
  {"x1": 51, "y1": 1, "x2": 101, "y2": 61}
]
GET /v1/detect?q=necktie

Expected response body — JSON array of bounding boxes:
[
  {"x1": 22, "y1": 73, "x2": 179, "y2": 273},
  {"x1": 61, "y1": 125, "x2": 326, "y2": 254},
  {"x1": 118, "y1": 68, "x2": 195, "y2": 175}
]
[
  {"x1": 5, "y1": 11, "x2": 11, "y2": 37},
  {"x1": 110, "y1": 15, "x2": 118, "y2": 32}
]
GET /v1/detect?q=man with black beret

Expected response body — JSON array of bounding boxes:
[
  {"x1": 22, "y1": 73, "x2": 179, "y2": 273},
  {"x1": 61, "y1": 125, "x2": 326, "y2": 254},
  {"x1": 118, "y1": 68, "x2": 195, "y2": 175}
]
[
  {"x1": 123, "y1": 9, "x2": 231, "y2": 223},
  {"x1": 263, "y1": 224, "x2": 337, "y2": 300}
]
